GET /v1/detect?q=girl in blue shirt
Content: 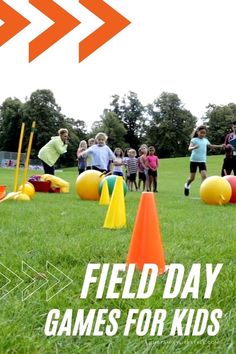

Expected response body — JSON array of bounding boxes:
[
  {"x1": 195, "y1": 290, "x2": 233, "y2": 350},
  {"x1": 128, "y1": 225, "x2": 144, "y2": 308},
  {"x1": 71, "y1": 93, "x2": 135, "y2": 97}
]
[{"x1": 184, "y1": 126, "x2": 223, "y2": 196}]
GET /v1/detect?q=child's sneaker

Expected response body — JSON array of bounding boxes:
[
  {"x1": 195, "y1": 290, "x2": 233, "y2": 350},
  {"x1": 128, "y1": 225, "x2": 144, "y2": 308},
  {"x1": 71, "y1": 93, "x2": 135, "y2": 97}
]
[{"x1": 184, "y1": 183, "x2": 190, "y2": 196}]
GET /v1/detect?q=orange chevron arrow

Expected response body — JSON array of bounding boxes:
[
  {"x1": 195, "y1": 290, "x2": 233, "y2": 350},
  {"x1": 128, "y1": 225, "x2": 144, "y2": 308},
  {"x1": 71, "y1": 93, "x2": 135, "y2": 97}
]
[
  {"x1": 0, "y1": 0, "x2": 30, "y2": 46},
  {"x1": 29, "y1": 0, "x2": 81, "y2": 62},
  {"x1": 79, "y1": 0, "x2": 131, "y2": 62}
]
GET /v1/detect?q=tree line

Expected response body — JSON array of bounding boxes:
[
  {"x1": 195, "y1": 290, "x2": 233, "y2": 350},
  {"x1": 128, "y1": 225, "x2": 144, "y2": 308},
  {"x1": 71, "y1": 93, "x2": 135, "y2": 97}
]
[{"x1": 0, "y1": 89, "x2": 235, "y2": 167}]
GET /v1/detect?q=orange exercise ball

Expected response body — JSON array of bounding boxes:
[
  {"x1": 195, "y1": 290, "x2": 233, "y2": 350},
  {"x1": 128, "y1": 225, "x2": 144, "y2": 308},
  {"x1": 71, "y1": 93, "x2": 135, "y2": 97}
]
[
  {"x1": 200, "y1": 176, "x2": 232, "y2": 205},
  {"x1": 76, "y1": 170, "x2": 104, "y2": 200}
]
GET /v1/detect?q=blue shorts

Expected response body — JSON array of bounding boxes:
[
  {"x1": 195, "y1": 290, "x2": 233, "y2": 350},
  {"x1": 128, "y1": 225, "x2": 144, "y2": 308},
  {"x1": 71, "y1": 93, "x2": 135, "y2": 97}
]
[{"x1": 113, "y1": 171, "x2": 124, "y2": 177}]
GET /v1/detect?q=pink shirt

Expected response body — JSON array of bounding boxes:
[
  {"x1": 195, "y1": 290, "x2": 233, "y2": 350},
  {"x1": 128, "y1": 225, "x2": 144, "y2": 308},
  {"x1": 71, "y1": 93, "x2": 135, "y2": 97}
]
[{"x1": 147, "y1": 155, "x2": 158, "y2": 170}]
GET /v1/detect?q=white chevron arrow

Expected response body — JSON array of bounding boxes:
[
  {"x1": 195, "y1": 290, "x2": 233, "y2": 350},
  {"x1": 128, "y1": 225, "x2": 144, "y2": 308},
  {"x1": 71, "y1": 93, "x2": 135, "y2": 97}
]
[
  {"x1": 46, "y1": 261, "x2": 73, "y2": 301},
  {"x1": 22, "y1": 261, "x2": 48, "y2": 301},
  {"x1": 0, "y1": 263, "x2": 23, "y2": 300}
]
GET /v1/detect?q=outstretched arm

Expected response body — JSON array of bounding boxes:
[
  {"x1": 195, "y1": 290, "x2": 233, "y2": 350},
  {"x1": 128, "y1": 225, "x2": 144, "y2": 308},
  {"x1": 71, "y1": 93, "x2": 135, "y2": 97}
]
[
  {"x1": 77, "y1": 146, "x2": 92, "y2": 158},
  {"x1": 208, "y1": 144, "x2": 224, "y2": 149}
]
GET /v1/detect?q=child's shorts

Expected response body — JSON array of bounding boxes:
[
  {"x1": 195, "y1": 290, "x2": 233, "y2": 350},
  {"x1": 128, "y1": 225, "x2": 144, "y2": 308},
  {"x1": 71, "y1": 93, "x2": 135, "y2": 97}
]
[
  {"x1": 148, "y1": 169, "x2": 157, "y2": 177},
  {"x1": 113, "y1": 171, "x2": 124, "y2": 177},
  {"x1": 138, "y1": 172, "x2": 146, "y2": 181},
  {"x1": 129, "y1": 173, "x2": 137, "y2": 182},
  {"x1": 190, "y1": 161, "x2": 207, "y2": 173}
]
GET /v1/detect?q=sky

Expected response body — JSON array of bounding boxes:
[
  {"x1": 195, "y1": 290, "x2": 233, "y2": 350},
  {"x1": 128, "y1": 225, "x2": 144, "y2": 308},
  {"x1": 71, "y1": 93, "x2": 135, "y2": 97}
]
[{"x1": 1, "y1": 0, "x2": 236, "y2": 129}]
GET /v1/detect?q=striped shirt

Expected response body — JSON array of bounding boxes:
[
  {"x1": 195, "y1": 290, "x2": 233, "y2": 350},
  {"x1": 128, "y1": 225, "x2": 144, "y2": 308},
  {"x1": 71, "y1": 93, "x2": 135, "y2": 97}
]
[{"x1": 127, "y1": 157, "x2": 137, "y2": 174}]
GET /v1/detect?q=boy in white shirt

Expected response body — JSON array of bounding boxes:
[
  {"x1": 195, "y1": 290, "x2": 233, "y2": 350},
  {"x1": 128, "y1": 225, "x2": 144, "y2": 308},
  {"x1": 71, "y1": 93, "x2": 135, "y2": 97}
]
[{"x1": 78, "y1": 132, "x2": 115, "y2": 173}]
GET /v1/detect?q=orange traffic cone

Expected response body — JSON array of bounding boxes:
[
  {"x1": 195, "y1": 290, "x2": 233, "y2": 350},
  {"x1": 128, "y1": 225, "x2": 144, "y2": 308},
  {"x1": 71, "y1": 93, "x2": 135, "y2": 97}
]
[
  {"x1": 103, "y1": 176, "x2": 126, "y2": 229},
  {"x1": 126, "y1": 192, "x2": 166, "y2": 274},
  {"x1": 0, "y1": 185, "x2": 7, "y2": 200},
  {"x1": 99, "y1": 179, "x2": 110, "y2": 205}
]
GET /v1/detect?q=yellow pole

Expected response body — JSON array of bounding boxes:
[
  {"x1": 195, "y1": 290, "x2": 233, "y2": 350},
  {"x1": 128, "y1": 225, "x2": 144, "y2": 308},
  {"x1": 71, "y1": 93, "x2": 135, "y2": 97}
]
[
  {"x1": 13, "y1": 123, "x2": 25, "y2": 192},
  {"x1": 22, "y1": 121, "x2": 36, "y2": 190}
]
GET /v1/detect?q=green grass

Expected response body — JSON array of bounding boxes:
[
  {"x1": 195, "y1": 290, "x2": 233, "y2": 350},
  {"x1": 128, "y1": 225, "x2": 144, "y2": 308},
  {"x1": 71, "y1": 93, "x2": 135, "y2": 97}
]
[{"x1": 0, "y1": 156, "x2": 235, "y2": 354}]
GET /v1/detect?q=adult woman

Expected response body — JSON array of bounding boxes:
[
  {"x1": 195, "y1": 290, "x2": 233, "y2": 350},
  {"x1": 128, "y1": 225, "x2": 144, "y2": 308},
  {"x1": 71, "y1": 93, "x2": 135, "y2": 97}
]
[
  {"x1": 221, "y1": 121, "x2": 236, "y2": 176},
  {"x1": 38, "y1": 128, "x2": 69, "y2": 174}
]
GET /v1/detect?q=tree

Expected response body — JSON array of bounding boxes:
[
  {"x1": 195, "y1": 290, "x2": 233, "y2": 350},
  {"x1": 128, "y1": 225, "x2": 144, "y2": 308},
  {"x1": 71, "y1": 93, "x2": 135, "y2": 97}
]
[
  {"x1": 90, "y1": 110, "x2": 127, "y2": 150},
  {"x1": 109, "y1": 91, "x2": 146, "y2": 149},
  {"x1": 71, "y1": 119, "x2": 87, "y2": 141},
  {"x1": 23, "y1": 89, "x2": 81, "y2": 166},
  {"x1": 0, "y1": 98, "x2": 24, "y2": 151},
  {"x1": 101, "y1": 110, "x2": 127, "y2": 150},
  {"x1": 90, "y1": 120, "x2": 103, "y2": 136},
  {"x1": 0, "y1": 89, "x2": 88, "y2": 167},
  {"x1": 23, "y1": 89, "x2": 65, "y2": 156},
  {"x1": 204, "y1": 103, "x2": 236, "y2": 144},
  {"x1": 109, "y1": 94, "x2": 122, "y2": 120},
  {"x1": 147, "y1": 92, "x2": 196, "y2": 157}
]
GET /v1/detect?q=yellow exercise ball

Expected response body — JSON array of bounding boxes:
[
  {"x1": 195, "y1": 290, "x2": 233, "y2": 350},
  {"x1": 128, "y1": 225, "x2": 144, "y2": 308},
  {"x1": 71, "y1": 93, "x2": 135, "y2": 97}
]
[
  {"x1": 76, "y1": 170, "x2": 104, "y2": 200},
  {"x1": 18, "y1": 182, "x2": 35, "y2": 199},
  {"x1": 200, "y1": 176, "x2": 232, "y2": 205}
]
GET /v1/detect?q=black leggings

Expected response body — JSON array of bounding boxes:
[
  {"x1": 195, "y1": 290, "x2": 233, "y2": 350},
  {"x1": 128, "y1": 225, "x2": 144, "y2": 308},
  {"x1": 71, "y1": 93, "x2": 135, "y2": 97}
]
[
  {"x1": 42, "y1": 161, "x2": 54, "y2": 175},
  {"x1": 221, "y1": 156, "x2": 236, "y2": 176}
]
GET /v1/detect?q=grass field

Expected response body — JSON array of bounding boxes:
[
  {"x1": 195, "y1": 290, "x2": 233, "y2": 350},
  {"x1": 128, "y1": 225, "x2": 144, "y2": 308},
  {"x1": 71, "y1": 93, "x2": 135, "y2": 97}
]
[{"x1": 0, "y1": 156, "x2": 235, "y2": 354}]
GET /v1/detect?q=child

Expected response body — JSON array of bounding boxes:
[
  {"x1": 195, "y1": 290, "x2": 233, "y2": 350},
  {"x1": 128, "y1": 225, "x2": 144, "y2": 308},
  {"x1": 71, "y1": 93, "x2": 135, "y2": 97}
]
[
  {"x1": 113, "y1": 148, "x2": 124, "y2": 177},
  {"x1": 86, "y1": 138, "x2": 95, "y2": 170},
  {"x1": 137, "y1": 148, "x2": 146, "y2": 191},
  {"x1": 126, "y1": 149, "x2": 138, "y2": 191},
  {"x1": 146, "y1": 146, "x2": 159, "y2": 192},
  {"x1": 184, "y1": 125, "x2": 223, "y2": 196},
  {"x1": 123, "y1": 148, "x2": 130, "y2": 184},
  {"x1": 78, "y1": 132, "x2": 115, "y2": 173},
  {"x1": 77, "y1": 140, "x2": 87, "y2": 174},
  {"x1": 139, "y1": 145, "x2": 149, "y2": 191}
]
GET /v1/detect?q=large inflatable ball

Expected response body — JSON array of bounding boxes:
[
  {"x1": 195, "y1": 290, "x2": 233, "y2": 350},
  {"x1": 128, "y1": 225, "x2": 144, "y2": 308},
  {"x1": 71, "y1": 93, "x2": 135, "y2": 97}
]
[
  {"x1": 223, "y1": 175, "x2": 236, "y2": 203},
  {"x1": 18, "y1": 182, "x2": 35, "y2": 199},
  {"x1": 200, "y1": 176, "x2": 232, "y2": 205},
  {"x1": 76, "y1": 170, "x2": 104, "y2": 200},
  {"x1": 99, "y1": 175, "x2": 128, "y2": 196}
]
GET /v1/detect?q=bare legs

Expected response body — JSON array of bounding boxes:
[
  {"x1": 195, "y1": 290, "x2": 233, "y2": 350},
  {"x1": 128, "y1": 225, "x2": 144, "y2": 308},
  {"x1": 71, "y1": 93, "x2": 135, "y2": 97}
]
[{"x1": 185, "y1": 170, "x2": 206, "y2": 196}]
